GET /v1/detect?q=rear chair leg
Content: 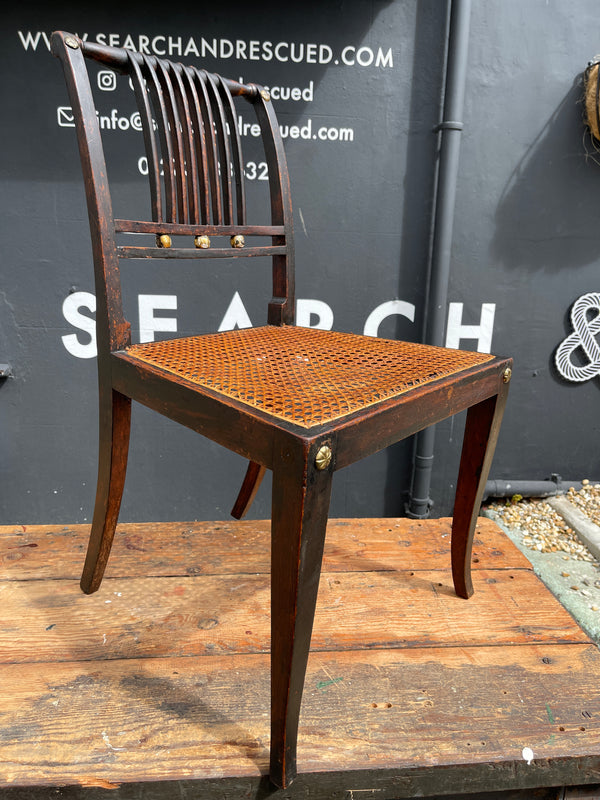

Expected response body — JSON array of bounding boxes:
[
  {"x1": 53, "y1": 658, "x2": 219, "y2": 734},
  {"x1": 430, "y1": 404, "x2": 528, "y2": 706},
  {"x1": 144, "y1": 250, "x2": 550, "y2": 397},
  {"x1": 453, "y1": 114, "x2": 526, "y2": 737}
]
[
  {"x1": 269, "y1": 444, "x2": 333, "y2": 789},
  {"x1": 451, "y1": 380, "x2": 510, "y2": 599},
  {"x1": 231, "y1": 460, "x2": 266, "y2": 519},
  {"x1": 81, "y1": 388, "x2": 131, "y2": 594}
]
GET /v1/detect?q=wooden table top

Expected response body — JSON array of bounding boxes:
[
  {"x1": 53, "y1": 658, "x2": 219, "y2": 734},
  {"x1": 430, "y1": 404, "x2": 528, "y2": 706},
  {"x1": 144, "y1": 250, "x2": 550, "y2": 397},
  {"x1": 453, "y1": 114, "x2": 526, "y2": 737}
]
[{"x1": 0, "y1": 517, "x2": 598, "y2": 798}]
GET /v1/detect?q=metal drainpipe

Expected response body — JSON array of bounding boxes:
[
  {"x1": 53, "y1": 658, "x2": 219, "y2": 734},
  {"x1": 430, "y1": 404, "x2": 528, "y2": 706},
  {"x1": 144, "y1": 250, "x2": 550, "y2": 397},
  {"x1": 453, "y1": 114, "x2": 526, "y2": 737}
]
[
  {"x1": 483, "y1": 477, "x2": 598, "y2": 502},
  {"x1": 407, "y1": 0, "x2": 472, "y2": 519}
]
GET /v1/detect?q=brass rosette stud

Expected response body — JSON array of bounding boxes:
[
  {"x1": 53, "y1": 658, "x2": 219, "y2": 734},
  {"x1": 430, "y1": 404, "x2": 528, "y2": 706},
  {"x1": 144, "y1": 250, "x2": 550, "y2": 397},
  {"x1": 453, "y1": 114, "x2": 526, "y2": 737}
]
[
  {"x1": 194, "y1": 235, "x2": 211, "y2": 249},
  {"x1": 230, "y1": 234, "x2": 245, "y2": 249},
  {"x1": 503, "y1": 367, "x2": 512, "y2": 383},
  {"x1": 260, "y1": 89, "x2": 271, "y2": 102},
  {"x1": 156, "y1": 234, "x2": 172, "y2": 248},
  {"x1": 315, "y1": 445, "x2": 333, "y2": 471}
]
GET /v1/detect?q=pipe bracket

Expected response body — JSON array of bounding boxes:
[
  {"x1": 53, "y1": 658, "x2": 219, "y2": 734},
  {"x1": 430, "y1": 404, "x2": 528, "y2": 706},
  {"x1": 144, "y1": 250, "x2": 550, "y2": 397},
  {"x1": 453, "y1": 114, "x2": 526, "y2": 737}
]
[{"x1": 435, "y1": 120, "x2": 464, "y2": 132}]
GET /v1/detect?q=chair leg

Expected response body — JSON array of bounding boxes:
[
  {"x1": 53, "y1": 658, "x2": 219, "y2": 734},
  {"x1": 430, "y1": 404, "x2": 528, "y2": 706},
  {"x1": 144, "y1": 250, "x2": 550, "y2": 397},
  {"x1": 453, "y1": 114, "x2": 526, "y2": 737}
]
[
  {"x1": 269, "y1": 444, "x2": 334, "y2": 789},
  {"x1": 230, "y1": 461, "x2": 266, "y2": 519},
  {"x1": 451, "y1": 383, "x2": 509, "y2": 599},
  {"x1": 81, "y1": 388, "x2": 131, "y2": 595}
]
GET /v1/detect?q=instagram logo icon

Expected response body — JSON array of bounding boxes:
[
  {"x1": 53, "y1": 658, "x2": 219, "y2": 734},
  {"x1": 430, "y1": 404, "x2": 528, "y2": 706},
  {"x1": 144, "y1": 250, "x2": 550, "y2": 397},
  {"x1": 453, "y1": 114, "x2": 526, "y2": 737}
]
[{"x1": 97, "y1": 70, "x2": 117, "y2": 91}]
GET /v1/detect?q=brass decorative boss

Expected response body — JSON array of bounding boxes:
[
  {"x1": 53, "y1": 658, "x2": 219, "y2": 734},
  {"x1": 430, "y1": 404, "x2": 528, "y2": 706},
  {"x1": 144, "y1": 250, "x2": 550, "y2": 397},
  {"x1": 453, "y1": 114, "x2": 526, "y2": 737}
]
[
  {"x1": 230, "y1": 234, "x2": 245, "y2": 249},
  {"x1": 315, "y1": 445, "x2": 332, "y2": 471},
  {"x1": 195, "y1": 235, "x2": 211, "y2": 249},
  {"x1": 503, "y1": 367, "x2": 512, "y2": 383},
  {"x1": 156, "y1": 234, "x2": 172, "y2": 248}
]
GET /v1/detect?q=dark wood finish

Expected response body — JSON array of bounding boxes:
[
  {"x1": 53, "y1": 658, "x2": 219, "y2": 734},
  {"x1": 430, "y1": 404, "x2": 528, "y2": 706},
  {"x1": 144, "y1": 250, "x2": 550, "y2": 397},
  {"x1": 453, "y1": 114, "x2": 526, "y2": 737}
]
[
  {"x1": 80, "y1": 388, "x2": 131, "y2": 594},
  {"x1": 452, "y1": 383, "x2": 510, "y2": 598},
  {"x1": 116, "y1": 243, "x2": 287, "y2": 259},
  {"x1": 50, "y1": 30, "x2": 513, "y2": 788},
  {"x1": 270, "y1": 440, "x2": 334, "y2": 785},
  {"x1": 231, "y1": 461, "x2": 267, "y2": 519},
  {"x1": 114, "y1": 220, "x2": 285, "y2": 235},
  {"x1": 0, "y1": 518, "x2": 599, "y2": 799}
]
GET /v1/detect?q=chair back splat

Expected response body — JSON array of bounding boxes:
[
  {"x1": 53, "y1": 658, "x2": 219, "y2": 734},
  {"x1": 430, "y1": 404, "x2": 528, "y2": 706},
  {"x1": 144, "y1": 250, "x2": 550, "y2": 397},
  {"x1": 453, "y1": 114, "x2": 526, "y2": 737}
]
[
  {"x1": 51, "y1": 30, "x2": 512, "y2": 790},
  {"x1": 52, "y1": 31, "x2": 294, "y2": 357}
]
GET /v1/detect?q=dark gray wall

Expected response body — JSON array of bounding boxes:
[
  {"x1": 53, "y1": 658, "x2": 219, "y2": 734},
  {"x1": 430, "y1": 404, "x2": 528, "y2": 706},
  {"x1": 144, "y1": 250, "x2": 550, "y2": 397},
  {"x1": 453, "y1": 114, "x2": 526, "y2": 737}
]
[
  {"x1": 429, "y1": 0, "x2": 600, "y2": 512},
  {"x1": 1, "y1": 1, "x2": 598, "y2": 526}
]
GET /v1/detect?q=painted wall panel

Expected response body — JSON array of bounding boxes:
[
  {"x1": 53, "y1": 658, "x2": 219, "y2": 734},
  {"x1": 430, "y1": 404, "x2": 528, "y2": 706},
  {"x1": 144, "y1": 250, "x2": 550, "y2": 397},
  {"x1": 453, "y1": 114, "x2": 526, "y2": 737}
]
[
  {"x1": 1, "y1": 1, "x2": 445, "y2": 523},
  {"x1": 1, "y1": 1, "x2": 598, "y2": 526}
]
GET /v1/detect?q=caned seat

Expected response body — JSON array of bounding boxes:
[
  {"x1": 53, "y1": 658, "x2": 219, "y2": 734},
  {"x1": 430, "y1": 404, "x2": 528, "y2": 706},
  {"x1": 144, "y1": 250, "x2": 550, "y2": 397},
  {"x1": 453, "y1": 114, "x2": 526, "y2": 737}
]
[
  {"x1": 126, "y1": 326, "x2": 494, "y2": 427},
  {"x1": 52, "y1": 30, "x2": 511, "y2": 789}
]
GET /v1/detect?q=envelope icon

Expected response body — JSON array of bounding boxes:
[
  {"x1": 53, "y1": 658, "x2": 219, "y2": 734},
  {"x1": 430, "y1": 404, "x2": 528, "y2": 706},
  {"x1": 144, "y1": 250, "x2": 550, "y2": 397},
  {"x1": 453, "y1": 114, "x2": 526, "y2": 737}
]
[{"x1": 57, "y1": 106, "x2": 75, "y2": 127}]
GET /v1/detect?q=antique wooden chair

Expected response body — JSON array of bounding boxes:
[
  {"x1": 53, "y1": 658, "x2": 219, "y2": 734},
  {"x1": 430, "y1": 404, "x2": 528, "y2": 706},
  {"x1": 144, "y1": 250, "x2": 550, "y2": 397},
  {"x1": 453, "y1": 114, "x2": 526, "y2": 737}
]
[{"x1": 52, "y1": 30, "x2": 512, "y2": 788}]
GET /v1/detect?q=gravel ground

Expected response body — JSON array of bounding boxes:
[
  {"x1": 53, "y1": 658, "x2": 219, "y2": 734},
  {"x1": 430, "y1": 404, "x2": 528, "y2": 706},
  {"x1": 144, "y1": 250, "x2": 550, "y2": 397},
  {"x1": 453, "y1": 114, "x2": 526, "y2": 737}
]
[{"x1": 484, "y1": 483, "x2": 600, "y2": 644}]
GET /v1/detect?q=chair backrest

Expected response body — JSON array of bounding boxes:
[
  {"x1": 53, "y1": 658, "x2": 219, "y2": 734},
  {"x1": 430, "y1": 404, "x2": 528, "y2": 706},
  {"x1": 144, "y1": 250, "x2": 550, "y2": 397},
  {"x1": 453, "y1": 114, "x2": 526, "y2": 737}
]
[{"x1": 51, "y1": 31, "x2": 295, "y2": 355}]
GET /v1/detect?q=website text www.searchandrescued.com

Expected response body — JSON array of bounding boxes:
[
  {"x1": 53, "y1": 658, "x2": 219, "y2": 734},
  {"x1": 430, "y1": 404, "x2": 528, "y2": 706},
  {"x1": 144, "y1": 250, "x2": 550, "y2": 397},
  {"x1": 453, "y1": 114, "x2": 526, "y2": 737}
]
[{"x1": 20, "y1": 30, "x2": 394, "y2": 69}]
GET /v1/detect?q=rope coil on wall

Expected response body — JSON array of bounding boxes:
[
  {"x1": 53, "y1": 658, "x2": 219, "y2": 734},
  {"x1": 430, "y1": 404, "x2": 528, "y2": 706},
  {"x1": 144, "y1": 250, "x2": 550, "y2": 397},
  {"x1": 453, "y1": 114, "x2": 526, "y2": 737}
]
[
  {"x1": 584, "y1": 56, "x2": 600, "y2": 141},
  {"x1": 554, "y1": 292, "x2": 600, "y2": 383}
]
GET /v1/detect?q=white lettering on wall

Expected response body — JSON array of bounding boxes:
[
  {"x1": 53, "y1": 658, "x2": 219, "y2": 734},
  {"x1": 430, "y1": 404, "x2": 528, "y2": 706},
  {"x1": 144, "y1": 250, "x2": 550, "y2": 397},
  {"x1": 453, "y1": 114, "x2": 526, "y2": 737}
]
[
  {"x1": 445, "y1": 302, "x2": 496, "y2": 353},
  {"x1": 138, "y1": 294, "x2": 177, "y2": 342},
  {"x1": 60, "y1": 292, "x2": 498, "y2": 359},
  {"x1": 296, "y1": 299, "x2": 334, "y2": 330},
  {"x1": 218, "y1": 291, "x2": 253, "y2": 331},
  {"x1": 19, "y1": 31, "x2": 395, "y2": 70},
  {"x1": 62, "y1": 291, "x2": 97, "y2": 358},
  {"x1": 363, "y1": 300, "x2": 415, "y2": 337},
  {"x1": 555, "y1": 292, "x2": 600, "y2": 382}
]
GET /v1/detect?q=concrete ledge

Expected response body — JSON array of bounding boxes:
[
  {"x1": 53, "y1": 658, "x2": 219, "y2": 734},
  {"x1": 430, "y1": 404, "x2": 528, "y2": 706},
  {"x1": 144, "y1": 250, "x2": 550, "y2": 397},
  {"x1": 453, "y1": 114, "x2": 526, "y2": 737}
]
[{"x1": 547, "y1": 496, "x2": 600, "y2": 563}]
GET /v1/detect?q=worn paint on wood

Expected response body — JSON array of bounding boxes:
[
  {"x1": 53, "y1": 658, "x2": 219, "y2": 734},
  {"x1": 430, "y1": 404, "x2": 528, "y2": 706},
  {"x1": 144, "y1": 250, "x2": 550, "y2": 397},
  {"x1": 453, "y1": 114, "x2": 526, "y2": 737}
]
[
  {"x1": 0, "y1": 517, "x2": 598, "y2": 798},
  {"x1": 0, "y1": 517, "x2": 530, "y2": 580},
  {"x1": 0, "y1": 567, "x2": 587, "y2": 664},
  {"x1": 0, "y1": 645, "x2": 600, "y2": 792}
]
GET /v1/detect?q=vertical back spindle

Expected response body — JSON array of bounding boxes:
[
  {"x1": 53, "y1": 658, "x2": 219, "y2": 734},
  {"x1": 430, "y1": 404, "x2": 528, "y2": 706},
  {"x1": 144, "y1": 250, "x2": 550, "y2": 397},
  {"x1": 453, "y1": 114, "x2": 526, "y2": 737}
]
[{"x1": 217, "y1": 76, "x2": 246, "y2": 225}]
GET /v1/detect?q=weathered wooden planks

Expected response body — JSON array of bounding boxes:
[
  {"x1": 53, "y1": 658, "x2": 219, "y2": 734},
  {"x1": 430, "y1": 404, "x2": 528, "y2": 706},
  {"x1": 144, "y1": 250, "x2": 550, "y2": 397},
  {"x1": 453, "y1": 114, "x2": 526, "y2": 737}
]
[
  {"x1": 1, "y1": 645, "x2": 599, "y2": 793},
  {"x1": 0, "y1": 567, "x2": 587, "y2": 665},
  {"x1": 0, "y1": 517, "x2": 598, "y2": 799},
  {"x1": 0, "y1": 516, "x2": 530, "y2": 580}
]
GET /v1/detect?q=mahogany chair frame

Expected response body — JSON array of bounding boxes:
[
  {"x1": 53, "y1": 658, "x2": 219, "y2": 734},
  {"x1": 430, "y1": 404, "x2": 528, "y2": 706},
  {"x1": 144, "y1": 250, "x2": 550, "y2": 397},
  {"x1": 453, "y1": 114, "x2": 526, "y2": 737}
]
[{"x1": 52, "y1": 31, "x2": 512, "y2": 789}]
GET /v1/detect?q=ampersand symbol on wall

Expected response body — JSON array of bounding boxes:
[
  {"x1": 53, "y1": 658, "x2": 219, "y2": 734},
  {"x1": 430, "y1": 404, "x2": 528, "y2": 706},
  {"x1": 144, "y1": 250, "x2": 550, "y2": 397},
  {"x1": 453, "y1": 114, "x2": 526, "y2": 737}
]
[{"x1": 555, "y1": 292, "x2": 600, "y2": 382}]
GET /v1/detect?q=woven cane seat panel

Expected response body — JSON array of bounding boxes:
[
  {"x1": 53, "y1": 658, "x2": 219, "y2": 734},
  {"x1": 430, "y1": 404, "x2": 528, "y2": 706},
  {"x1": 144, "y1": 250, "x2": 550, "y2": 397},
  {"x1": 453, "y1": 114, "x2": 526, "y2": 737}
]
[{"x1": 127, "y1": 326, "x2": 493, "y2": 428}]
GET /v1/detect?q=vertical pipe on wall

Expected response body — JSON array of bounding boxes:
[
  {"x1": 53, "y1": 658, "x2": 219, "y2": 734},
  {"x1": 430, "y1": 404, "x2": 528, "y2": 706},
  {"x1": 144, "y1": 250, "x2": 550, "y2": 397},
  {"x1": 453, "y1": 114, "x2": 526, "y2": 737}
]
[{"x1": 407, "y1": 0, "x2": 472, "y2": 519}]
